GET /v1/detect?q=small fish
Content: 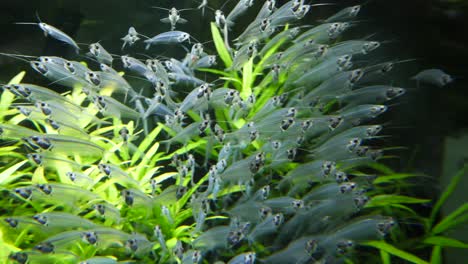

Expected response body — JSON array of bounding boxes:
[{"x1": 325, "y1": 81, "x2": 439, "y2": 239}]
[
  {"x1": 121, "y1": 26, "x2": 140, "y2": 50},
  {"x1": 294, "y1": 22, "x2": 351, "y2": 44},
  {"x1": 22, "y1": 134, "x2": 104, "y2": 156},
  {"x1": 227, "y1": 252, "x2": 256, "y2": 264},
  {"x1": 226, "y1": 0, "x2": 255, "y2": 28},
  {"x1": 325, "y1": 5, "x2": 361, "y2": 23},
  {"x1": 93, "y1": 95, "x2": 141, "y2": 120},
  {"x1": 194, "y1": 55, "x2": 217, "y2": 69},
  {"x1": 153, "y1": 7, "x2": 190, "y2": 31},
  {"x1": 16, "y1": 18, "x2": 80, "y2": 53},
  {"x1": 88, "y1": 42, "x2": 114, "y2": 65},
  {"x1": 79, "y1": 257, "x2": 118, "y2": 264},
  {"x1": 411, "y1": 68, "x2": 453, "y2": 87},
  {"x1": 197, "y1": 0, "x2": 209, "y2": 16},
  {"x1": 32, "y1": 212, "x2": 97, "y2": 232},
  {"x1": 144, "y1": 31, "x2": 191, "y2": 50},
  {"x1": 337, "y1": 85, "x2": 406, "y2": 107}
]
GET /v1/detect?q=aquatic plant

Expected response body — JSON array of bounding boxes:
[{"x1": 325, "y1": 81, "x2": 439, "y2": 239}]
[{"x1": 0, "y1": 1, "x2": 461, "y2": 263}]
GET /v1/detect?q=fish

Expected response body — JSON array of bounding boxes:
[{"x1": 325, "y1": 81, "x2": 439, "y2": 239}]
[
  {"x1": 412, "y1": 68, "x2": 453, "y2": 87},
  {"x1": 325, "y1": 5, "x2": 361, "y2": 23},
  {"x1": 22, "y1": 134, "x2": 104, "y2": 156},
  {"x1": 16, "y1": 18, "x2": 80, "y2": 53},
  {"x1": 121, "y1": 26, "x2": 141, "y2": 50},
  {"x1": 153, "y1": 7, "x2": 190, "y2": 31},
  {"x1": 88, "y1": 42, "x2": 114, "y2": 65},
  {"x1": 225, "y1": 0, "x2": 255, "y2": 28},
  {"x1": 144, "y1": 31, "x2": 191, "y2": 49}
]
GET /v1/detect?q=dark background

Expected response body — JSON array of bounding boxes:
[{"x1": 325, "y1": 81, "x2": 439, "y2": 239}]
[{"x1": 0, "y1": 0, "x2": 466, "y2": 260}]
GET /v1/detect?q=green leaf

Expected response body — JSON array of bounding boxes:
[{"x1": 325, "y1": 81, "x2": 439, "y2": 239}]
[
  {"x1": 0, "y1": 160, "x2": 28, "y2": 185},
  {"x1": 424, "y1": 236, "x2": 468, "y2": 248},
  {"x1": 430, "y1": 166, "x2": 466, "y2": 227},
  {"x1": 1, "y1": 71, "x2": 26, "y2": 120},
  {"x1": 211, "y1": 22, "x2": 232, "y2": 67},
  {"x1": 432, "y1": 203, "x2": 468, "y2": 234},
  {"x1": 195, "y1": 68, "x2": 231, "y2": 77},
  {"x1": 430, "y1": 246, "x2": 442, "y2": 264},
  {"x1": 380, "y1": 250, "x2": 391, "y2": 264},
  {"x1": 8, "y1": 71, "x2": 26, "y2": 85},
  {"x1": 131, "y1": 124, "x2": 162, "y2": 166},
  {"x1": 366, "y1": 195, "x2": 430, "y2": 207},
  {"x1": 374, "y1": 173, "x2": 424, "y2": 184},
  {"x1": 240, "y1": 57, "x2": 254, "y2": 100},
  {"x1": 363, "y1": 241, "x2": 429, "y2": 264}
]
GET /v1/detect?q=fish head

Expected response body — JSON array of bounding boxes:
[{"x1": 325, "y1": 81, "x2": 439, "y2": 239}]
[
  {"x1": 350, "y1": 5, "x2": 361, "y2": 17},
  {"x1": 178, "y1": 32, "x2": 190, "y2": 43},
  {"x1": 64, "y1": 61, "x2": 76, "y2": 74},
  {"x1": 86, "y1": 71, "x2": 101, "y2": 86},
  {"x1": 30, "y1": 61, "x2": 48, "y2": 75},
  {"x1": 89, "y1": 43, "x2": 101, "y2": 57}
]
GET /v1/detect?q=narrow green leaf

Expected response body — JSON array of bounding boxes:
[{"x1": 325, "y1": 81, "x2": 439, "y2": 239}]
[
  {"x1": 430, "y1": 246, "x2": 442, "y2": 264},
  {"x1": 432, "y1": 203, "x2": 468, "y2": 234},
  {"x1": 241, "y1": 57, "x2": 254, "y2": 100},
  {"x1": 211, "y1": 22, "x2": 232, "y2": 67},
  {"x1": 131, "y1": 124, "x2": 162, "y2": 166},
  {"x1": 430, "y1": 166, "x2": 466, "y2": 227},
  {"x1": 374, "y1": 173, "x2": 424, "y2": 184},
  {"x1": 195, "y1": 68, "x2": 231, "y2": 77},
  {"x1": 424, "y1": 236, "x2": 468, "y2": 248},
  {"x1": 363, "y1": 241, "x2": 429, "y2": 264},
  {"x1": 0, "y1": 160, "x2": 27, "y2": 185},
  {"x1": 220, "y1": 76, "x2": 242, "y2": 85},
  {"x1": 8, "y1": 71, "x2": 26, "y2": 85},
  {"x1": 380, "y1": 250, "x2": 391, "y2": 264},
  {"x1": 1, "y1": 71, "x2": 26, "y2": 120},
  {"x1": 366, "y1": 195, "x2": 430, "y2": 207}
]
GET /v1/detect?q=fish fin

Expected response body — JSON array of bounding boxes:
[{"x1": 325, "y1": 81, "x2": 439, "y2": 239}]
[{"x1": 160, "y1": 18, "x2": 171, "y2": 23}]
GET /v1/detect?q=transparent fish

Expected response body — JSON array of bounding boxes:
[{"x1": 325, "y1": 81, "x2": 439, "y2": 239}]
[
  {"x1": 16, "y1": 20, "x2": 80, "y2": 53},
  {"x1": 22, "y1": 134, "x2": 104, "y2": 156},
  {"x1": 227, "y1": 252, "x2": 256, "y2": 264},
  {"x1": 144, "y1": 31, "x2": 190, "y2": 49},
  {"x1": 121, "y1": 26, "x2": 140, "y2": 50},
  {"x1": 226, "y1": 0, "x2": 255, "y2": 27},
  {"x1": 337, "y1": 85, "x2": 405, "y2": 107},
  {"x1": 412, "y1": 68, "x2": 453, "y2": 87},
  {"x1": 154, "y1": 7, "x2": 189, "y2": 31},
  {"x1": 325, "y1": 5, "x2": 361, "y2": 23},
  {"x1": 88, "y1": 42, "x2": 114, "y2": 65},
  {"x1": 32, "y1": 212, "x2": 97, "y2": 233},
  {"x1": 80, "y1": 256, "x2": 118, "y2": 264}
]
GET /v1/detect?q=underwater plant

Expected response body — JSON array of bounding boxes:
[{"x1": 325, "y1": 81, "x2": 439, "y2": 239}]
[{"x1": 0, "y1": 0, "x2": 460, "y2": 263}]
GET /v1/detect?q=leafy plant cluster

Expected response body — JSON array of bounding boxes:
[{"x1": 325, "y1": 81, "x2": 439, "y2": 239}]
[{"x1": 0, "y1": 1, "x2": 465, "y2": 263}]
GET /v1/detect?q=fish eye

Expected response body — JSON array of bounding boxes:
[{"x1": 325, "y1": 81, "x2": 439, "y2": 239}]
[
  {"x1": 306, "y1": 239, "x2": 318, "y2": 253},
  {"x1": 351, "y1": 5, "x2": 361, "y2": 15},
  {"x1": 260, "y1": 207, "x2": 271, "y2": 218},
  {"x1": 292, "y1": 200, "x2": 304, "y2": 209},
  {"x1": 5, "y1": 218, "x2": 18, "y2": 228},
  {"x1": 126, "y1": 239, "x2": 138, "y2": 251},
  {"x1": 33, "y1": 215, "x2": 47, "y2": 225},
  {"x1": 34, "y1": 242, "x2": 54, "y2": 253},
  {"x1": 441, "y1": 74, "x2": 452, "y2": 84},
  {"x1": 37, "y1": 184, "x2": 52, "y2": 194},
  {"x1": 83, "y1": 231, "x2": 98, "y2": 244},
  {"x1": 273, "y1": 214, "x2": 283, "y2": 225}
]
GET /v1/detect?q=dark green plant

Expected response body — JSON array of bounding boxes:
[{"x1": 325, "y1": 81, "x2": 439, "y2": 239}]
[{"x1": 0, "y1": 1, "x2": 460, "y2": 263}]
